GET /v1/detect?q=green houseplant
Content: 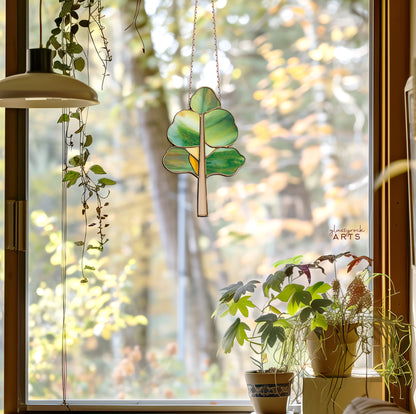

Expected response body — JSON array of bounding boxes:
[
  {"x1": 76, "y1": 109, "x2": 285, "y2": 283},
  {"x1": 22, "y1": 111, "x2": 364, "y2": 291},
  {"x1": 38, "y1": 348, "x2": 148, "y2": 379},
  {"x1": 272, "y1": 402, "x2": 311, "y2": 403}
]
[
  {"x1": 214, "y1": 252, "x2": 412, "y2": 412},
  {"x1": 212, "y1": 261, "x2": 305, "y2": 414},
  {"x1": 267, "y1": 251, "x2": 412, "y2": 390}
]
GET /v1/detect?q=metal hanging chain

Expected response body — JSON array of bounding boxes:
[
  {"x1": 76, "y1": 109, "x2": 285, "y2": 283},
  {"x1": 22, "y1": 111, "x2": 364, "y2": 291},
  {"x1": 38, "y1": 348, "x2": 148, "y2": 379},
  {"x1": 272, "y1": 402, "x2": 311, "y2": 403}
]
[{"x1": 188, "y1": 0, "x2": 221, "y2": 108}]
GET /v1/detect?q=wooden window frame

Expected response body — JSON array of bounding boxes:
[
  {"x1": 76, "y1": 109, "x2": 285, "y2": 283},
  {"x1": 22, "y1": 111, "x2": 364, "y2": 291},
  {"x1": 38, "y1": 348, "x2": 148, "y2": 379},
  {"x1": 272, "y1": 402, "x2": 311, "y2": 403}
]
[{"x1": 3, "y1": 0, "x2": 412, "y2": 412}]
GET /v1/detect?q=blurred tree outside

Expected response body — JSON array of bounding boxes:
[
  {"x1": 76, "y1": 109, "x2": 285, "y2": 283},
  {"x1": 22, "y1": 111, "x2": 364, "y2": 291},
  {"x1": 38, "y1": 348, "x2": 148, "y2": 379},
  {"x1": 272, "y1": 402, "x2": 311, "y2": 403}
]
[{"x1": 25, "y1": 0, "x2": 369, "y2": 401}]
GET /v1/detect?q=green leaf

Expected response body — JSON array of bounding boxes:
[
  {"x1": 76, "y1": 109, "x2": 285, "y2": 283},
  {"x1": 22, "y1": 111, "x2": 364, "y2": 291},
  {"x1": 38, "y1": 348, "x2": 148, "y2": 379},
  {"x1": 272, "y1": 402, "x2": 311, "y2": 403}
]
[
  {"x1": 300, "y1": 307, "x2": 313, "y2": 323},
  {"x1": 273, "y1": 255, "x2": 304, "y2": 268},
  {"x1": 190, "y1": 87, "x2": 221, "y2": 114},
  {"x1": 51, "y1": 28, "x2": 61, "y2": 35},
  {"x1": 84, "y1": 134, "x2": 93, "y2": 147},
  {"x1": 269, "y1": 305, "x2": 282, "y2": 315},
  {"x1": 310, "y1": 298, "x2": 333, "y2": 312},
  {"x1": 228, "y1": 296, "x2": 255, "y2": 317},
  {"x1": 74, "y1": 241, "x2": 84, "y2": 246},
  {"x1": 311, "y1": 313, "x2": 328, "y2": 331},
  {"x1": 163, "y1": 147, "x2": 197, "y2": 176},
  {"x1": 206, "y1": 148, "x2": 245, "y2": 177},
  {"x1": 263, "y1": 270, "x2": 288, "y2": 297},
  {"x1": 273, "y1": 318, "x2": 292, "y2": 329},
  {"x1": 69, "y1": 155, "x2": 82, "y2": 167},
  {"x1": 218, "y1": 280, "x2": 260, "y2": 303},
  {"x1": 260, "y1": 324, "x2": 286, "y2": 347},
  {"x1": 74, "y1": 57, "x2": 85, "y2": 71},
  {"x1": 57, "y1": 113, "x2": 70, "y2": 123},
  {"x1": 84, "y1": 265, "x2": 96, "y2": 271},
  {"x1": 204, "y1": 109, "x2": 238, "y2": 147},
  {"x1": 59, "y1": 0, "x2": 73, "y2": 17},
  {"x1": 277, "y1": 283, "x2": 304, "y2": 302},
  {"x1": 222, "y1": 318, "x2": 250, "y2": 353},
  {"x1": 53, "y1": 60, "x2": 71, "y2": 73},
  {"x1": 287, "y1": 290, "x2": 312, "y2": 315},
  {"x1": 255, "y1": 313, "x2": 278, "y2": 323},
  {"x1": 70, "y1": 112, "x2": 80, "y2": 120},
  {"x1": 167, "y1": 110, "x2": 200, "y2": 147},
  {"x1": 90, "y1": 164, "x2": 107, "y2": 174},
  {"x1": 67, "y1": 42, "x2": 83, "y2": 55},
  {"x1": 62, "y1": 170, "x2": 80, "y2": 187},
  {"x1": 79, "y1": 19, "x2": 90, "y2": 27},
  {"x1": 307, "y1": 282, "x2": 332, "y2": 298},
  {"x1": 98, "y1": 178, "x2": 116, "y2": 186},
  {"x1": 49, "y1": 36, "x2": 61, "y2": 50}
]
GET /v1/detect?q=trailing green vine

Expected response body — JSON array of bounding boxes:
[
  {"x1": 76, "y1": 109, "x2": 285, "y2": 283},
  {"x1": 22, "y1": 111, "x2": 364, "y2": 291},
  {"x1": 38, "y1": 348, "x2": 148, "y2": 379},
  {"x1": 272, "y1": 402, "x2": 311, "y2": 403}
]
[{"x1": 47, "y1": 0, "x2": 114, "y2": 283}]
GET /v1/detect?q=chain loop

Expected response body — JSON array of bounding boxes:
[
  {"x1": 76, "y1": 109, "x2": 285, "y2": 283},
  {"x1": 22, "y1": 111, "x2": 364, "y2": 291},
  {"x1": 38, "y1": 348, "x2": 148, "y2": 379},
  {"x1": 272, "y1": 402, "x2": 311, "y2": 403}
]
[{"x1": 188, "y1": 0, "x2": 221, "y2": 107}]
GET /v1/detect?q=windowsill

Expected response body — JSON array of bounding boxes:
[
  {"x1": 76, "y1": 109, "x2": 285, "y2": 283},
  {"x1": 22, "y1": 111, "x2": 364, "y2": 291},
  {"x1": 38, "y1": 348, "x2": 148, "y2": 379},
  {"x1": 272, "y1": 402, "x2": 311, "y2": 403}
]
[{"x1": 24, "y1": 399, "x2": 254, "y2": 413}]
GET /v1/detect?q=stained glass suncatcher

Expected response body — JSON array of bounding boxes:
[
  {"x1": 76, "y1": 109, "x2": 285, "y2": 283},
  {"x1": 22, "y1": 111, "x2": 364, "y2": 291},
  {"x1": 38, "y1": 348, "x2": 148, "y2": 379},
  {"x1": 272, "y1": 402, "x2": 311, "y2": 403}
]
[{"x1": 163, "y1": 87, "x2": 245, "y2": 216}]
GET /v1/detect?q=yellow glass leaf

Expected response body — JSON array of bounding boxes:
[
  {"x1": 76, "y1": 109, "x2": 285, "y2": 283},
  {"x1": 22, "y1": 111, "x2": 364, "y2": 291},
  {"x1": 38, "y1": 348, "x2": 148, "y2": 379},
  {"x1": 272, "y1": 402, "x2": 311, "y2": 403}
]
[
  {"x1": 187, "y1": 147, "x2": 199, "y2": 160},
  {"x1": 189, "y1": 154, "x2": 198, "y2": 174}
]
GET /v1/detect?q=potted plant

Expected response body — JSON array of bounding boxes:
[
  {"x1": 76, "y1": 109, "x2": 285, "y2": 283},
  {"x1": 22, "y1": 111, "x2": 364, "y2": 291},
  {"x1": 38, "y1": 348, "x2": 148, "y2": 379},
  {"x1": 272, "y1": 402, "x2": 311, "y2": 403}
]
[
  {"x1": 261, "y1": 252, "x2": 412, "y2": 397},
  {"x1": 214, "y1": 252, "x2": 412, "y2": 412},
  {"x1": 212, "y1": 267, "x2": 304, "y2": 414}
]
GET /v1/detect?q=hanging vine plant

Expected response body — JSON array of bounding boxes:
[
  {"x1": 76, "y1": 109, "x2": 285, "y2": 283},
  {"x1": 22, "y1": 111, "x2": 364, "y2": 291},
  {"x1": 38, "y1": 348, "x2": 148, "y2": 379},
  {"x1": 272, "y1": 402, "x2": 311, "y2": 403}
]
[{"x1": 46, "y1": 0, "x2": 114, "y2": 283}]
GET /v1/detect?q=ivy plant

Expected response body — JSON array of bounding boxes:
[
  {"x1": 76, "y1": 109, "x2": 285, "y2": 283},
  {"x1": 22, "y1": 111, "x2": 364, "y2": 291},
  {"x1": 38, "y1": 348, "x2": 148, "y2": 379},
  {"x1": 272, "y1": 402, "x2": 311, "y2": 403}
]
[{"x1": 47, "y1": 0, "x2": 114, "y2": 283}]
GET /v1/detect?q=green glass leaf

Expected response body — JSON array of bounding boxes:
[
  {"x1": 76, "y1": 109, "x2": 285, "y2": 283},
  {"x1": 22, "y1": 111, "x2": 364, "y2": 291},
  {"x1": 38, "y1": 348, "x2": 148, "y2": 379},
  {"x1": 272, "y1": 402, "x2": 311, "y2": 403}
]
[
  {"x1": 206, "y1": 148, "x2": 245, "y2": 176},
  {"x1": 167, "y1": 110, "x2": 200, "y2": 147},
  {"x1": 190, "y1": 87, "x2": 220, "y2": 114},
  {"x1": 163, "y1": 147, "x2": 197, "y2": 176},
  {"x1": 205, "y1": 109, "x2": 238, "y2": 147}
]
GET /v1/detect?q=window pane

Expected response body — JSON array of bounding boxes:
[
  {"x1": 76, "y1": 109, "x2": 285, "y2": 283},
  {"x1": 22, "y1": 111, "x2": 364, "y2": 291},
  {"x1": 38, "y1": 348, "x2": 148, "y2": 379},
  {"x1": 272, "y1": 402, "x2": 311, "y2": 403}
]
[{"x1": 28, "y1": 0, "x2": 369, "y2": 402}]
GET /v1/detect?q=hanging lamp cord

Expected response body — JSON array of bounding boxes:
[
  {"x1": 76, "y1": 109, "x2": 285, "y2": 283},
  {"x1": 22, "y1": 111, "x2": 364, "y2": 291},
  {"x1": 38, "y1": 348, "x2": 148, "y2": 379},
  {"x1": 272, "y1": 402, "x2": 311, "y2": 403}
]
[
  {"x1": 39, "y1": 0, "x2": 43, "y2": 48},
  {"x1": 188, "y1": 0, "x2": 221, "y2": 107},
  {"x1": 61, "y1": 114, "x2": 70, "y2": 410}
]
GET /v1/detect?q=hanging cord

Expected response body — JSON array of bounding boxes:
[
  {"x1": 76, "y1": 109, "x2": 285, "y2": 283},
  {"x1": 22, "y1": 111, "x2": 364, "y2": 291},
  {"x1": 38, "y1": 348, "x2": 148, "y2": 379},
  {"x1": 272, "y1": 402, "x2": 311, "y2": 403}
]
[
  {"x1": 188, "y1": 0, "x2": 221, "y2": 107},
  {"x1": 39, "y1": 0, "x2": 43, "y2": 48},
  {"x1": 61, "y1": 113, "x2": 69, "y2": 410},
  {"x1": 125, "y1": 0, "x2": 146, "y2": 53}
]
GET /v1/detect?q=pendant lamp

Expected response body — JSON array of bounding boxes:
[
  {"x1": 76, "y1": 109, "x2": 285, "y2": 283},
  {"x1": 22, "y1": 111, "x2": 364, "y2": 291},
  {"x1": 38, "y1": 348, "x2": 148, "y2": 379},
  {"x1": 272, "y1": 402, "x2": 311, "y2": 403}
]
[{"x1": 0, "y1": 48, "x2": 99, "y2": 108}]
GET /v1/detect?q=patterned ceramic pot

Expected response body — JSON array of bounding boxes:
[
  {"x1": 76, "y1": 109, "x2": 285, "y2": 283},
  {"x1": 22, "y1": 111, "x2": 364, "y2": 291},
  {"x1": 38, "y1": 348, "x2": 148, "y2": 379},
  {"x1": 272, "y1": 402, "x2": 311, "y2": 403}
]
[{"x1": 244, "y1": 371, "x2": 294, "y2": 414}]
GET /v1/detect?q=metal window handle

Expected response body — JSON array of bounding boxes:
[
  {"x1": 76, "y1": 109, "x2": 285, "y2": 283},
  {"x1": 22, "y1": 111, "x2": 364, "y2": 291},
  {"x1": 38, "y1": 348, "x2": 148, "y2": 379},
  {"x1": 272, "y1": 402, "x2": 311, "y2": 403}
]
[{"x1": 5, "y1": 200, "x2": 26, "y2": 252}]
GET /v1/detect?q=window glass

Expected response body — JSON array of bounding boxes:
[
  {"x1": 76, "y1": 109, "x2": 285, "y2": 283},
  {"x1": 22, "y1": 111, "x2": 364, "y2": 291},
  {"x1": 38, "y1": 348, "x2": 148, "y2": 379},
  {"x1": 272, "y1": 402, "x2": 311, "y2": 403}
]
[{"x1": 28, "y1": 0, "x2": 369, "y2": 402}]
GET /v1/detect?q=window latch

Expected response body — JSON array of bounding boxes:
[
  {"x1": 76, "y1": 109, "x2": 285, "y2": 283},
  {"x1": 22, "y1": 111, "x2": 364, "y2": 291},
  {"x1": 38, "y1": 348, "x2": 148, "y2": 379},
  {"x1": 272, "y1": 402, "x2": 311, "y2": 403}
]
[{"x1": 5, "y1": 200, "x2": 26, "y2": 252}]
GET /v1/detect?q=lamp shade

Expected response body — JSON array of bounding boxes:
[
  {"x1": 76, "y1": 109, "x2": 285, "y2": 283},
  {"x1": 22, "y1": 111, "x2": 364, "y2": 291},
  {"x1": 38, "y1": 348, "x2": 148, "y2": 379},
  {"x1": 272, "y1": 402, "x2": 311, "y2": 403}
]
[{"x1": 0, "y1": 48, "x2": 99, "y2": 108}]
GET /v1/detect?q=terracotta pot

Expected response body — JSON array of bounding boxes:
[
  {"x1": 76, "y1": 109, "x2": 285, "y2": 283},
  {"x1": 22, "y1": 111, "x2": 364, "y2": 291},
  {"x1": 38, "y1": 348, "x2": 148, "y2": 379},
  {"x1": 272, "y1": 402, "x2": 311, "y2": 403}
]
[
  {"x1": 307, "y1": 324, "x2": 359, "y2": 378},
  {"x1": 245, "y1": 370, "x2": 294, "y2": 414}
]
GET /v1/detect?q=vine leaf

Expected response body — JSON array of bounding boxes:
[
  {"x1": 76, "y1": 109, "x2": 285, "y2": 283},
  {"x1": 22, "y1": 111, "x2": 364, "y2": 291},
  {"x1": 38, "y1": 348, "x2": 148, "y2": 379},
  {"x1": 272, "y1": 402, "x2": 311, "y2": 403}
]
[
  {"x1": 162, "y1": 87, "x2": 245, "y2": 216},
  {"x1": 90, "y1": 164, "x2": 106, "y2": 174}
]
